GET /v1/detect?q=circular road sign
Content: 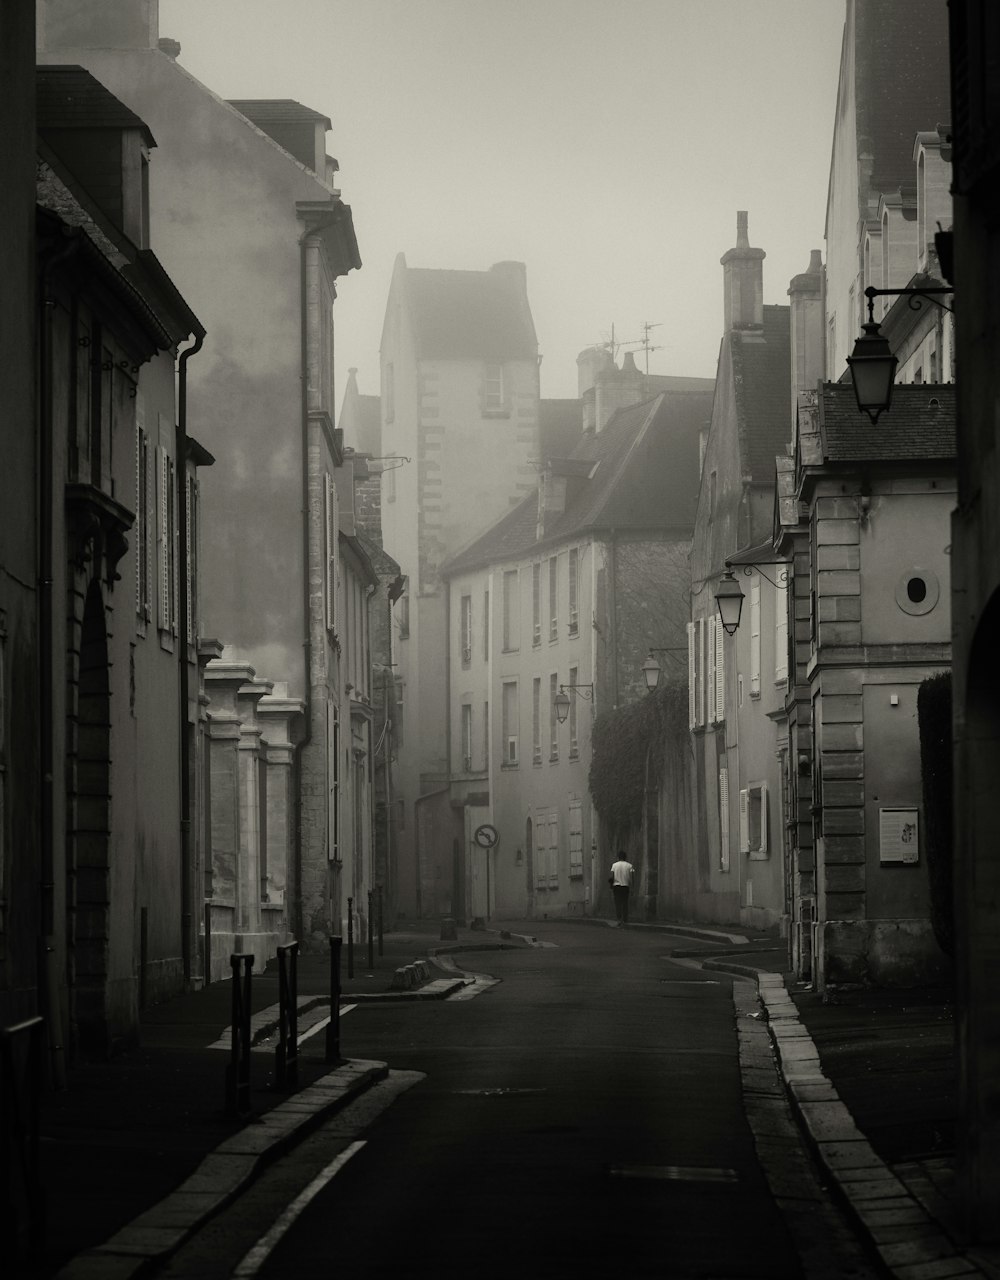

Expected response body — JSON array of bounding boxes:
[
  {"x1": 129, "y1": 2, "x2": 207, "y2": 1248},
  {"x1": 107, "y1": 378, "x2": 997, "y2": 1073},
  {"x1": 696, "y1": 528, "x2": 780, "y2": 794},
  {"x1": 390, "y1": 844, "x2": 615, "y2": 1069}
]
[{"x1": 474, "y1": 823, "x2": 499, "y2": 849}]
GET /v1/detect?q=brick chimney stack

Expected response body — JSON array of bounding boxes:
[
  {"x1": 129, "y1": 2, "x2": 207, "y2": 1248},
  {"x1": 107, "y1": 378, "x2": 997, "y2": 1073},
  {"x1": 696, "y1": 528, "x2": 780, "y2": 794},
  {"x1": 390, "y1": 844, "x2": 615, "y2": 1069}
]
[{"x1": 721, "y1": 210, "x2": 766, "y2": 331}]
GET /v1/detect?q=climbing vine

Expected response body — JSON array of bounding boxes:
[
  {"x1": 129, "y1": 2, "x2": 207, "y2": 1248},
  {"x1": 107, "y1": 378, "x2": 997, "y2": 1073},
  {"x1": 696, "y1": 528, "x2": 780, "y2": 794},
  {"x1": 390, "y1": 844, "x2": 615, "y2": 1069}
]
[{"x1": 588, "y1": 679, "x2": 688, "y2": 837}]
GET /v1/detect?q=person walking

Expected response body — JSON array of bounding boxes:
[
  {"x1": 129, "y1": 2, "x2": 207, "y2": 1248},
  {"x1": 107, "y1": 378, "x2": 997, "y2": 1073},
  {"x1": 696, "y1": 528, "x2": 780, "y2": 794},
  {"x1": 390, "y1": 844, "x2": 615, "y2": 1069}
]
[{"x1": 609, "y1": 852, "x2": 636, "y2": 927}]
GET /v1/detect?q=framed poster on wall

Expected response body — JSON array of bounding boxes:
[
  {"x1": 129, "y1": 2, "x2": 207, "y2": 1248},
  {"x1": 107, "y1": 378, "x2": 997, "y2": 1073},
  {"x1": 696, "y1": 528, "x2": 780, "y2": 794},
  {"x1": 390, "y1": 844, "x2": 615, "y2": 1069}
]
[{"x1": 879, "y1": 808, "x2": 919, "y2": 864}]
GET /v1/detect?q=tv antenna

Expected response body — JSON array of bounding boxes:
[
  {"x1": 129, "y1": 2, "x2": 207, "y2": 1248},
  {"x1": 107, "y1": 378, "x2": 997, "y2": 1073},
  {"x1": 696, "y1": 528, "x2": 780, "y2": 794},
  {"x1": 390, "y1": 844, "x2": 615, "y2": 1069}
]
[{"x1": 595, "y1": 321, "x2": 663, "y2": 374}]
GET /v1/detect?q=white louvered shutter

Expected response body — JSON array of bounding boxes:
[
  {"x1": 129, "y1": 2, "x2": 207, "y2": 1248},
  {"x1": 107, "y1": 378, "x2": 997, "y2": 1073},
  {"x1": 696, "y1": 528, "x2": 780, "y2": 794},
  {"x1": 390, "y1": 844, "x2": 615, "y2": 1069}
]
[
  {"x1": 715, "y1": 613, "x2": 725, "y2": 722},
  {"x1": 687, "y1": 621, "x2": 696, "y2": 729},
  {"x1": 719, "y1": 765, "x2": 730, "y2": 871},
  {"x1": 759, "y1": 782, "x2": 769, "y2": 854},
  {"x1": 739, "y1": 788, "x2": 750, "y2": 854}
]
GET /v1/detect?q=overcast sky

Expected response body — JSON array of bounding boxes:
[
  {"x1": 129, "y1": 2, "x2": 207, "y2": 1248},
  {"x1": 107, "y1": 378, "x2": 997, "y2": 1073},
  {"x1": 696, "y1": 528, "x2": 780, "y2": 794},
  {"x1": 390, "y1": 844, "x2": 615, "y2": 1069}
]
[{"x1": 159, "y1": 0, "x2": 846, "y2": 408}]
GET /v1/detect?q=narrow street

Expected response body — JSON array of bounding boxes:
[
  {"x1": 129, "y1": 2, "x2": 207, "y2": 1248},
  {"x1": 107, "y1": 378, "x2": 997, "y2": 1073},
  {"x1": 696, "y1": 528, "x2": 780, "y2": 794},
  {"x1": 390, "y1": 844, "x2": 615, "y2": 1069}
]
[{"x1": 153, "y1": 925, "x2": 877, "y2": 1279}]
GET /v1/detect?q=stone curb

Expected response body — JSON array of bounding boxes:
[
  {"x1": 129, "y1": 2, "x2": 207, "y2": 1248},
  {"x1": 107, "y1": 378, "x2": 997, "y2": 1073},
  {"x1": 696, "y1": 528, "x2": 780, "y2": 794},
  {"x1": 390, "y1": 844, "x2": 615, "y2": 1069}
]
[
  {"x1": 54, "y1": 1058, "x2": 389, "y2": 1280},
  {"x1": 750, "y1": 974, "x2": 986, "y2": 1280},
  {"x1": 541, "y1": 915, "x2": 752, "y2": 945}
]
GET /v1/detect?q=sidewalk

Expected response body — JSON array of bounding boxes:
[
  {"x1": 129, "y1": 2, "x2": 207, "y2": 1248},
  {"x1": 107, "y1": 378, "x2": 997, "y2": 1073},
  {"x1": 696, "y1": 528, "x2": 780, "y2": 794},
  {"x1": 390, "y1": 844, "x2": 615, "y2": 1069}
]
[
  {"x1": 655, "y1": 921, "x2": 999, "y2": 1280},
  {"x1": 31, "y1": 921, "x2": 526, "y2": 1280}
]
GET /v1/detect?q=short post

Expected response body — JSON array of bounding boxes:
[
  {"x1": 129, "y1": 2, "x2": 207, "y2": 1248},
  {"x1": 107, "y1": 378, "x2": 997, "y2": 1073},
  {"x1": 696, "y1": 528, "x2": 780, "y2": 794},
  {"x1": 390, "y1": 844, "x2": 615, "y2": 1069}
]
[
  {"x1": 326, "y1": 935, "x2": 342, "y2": 1064},
  {"x1": 274, "y1": 941, "x2": 299, "y2": 1090},
  {"x1": 367, "y1": 889, "x2": 374, "y2": 969},
  {"x1": 377, "y1": 884, "x2": 384, "y2": 956},
  {"x1": 225, "y1": 954, "x2": 254, "y2": 1117},
  {"x1": 347, "y1": 897, "x2": 354, "y2": 979}
]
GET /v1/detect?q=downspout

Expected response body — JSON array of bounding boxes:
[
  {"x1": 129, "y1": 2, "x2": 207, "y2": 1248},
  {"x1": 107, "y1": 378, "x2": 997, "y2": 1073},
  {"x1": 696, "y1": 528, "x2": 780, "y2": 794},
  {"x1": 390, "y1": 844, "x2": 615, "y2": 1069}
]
[
  {"x1": 295, "y1": 235, "x2": 314, "y2": 943},
  {"x1": 176, "y1": 330, "x2": 204, "y2": 988},
  {"x1": 39, "y1": 227, "x2": 82, "y2": 1089},
  {"x1": 608, "y1": 529, "x2": 619, "y2": 707}
]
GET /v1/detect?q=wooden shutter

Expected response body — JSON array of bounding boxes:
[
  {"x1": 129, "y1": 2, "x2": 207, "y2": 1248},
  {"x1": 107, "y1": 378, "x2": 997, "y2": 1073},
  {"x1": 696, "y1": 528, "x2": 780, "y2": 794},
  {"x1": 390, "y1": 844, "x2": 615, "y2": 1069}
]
[
  {"x1": 775, "y1": 582, "x2": 788, "y2": 683},
  {"x1": 719, "y1": 765, "x2": 730, "y2": 871},
  {"x1": 759, "y1": 782, "x2": 769, "y2": 855},
  {"x1": 569, "y1": 800, "x2": 583, "y2": 876},
  {"x1": 687, "y1": 621, "x2": 696, "y2": 729},
  {"x1": 739, "y1": 787, "x2": 750, "y2": 854},
  {"x1": 185, "y1": 474, "x2": 194, "y2": 643},
  {"x1": 324, "y1": 473, "x2": 337, "y2": 631},
  {"x1": 750, "y1": 576, "x2": 761, "y2": 696},
  {"x1": 157, "y1": 445, "x2": 169, "y2": 629},
  {"x1": 548, "y1": 812, "x2": 559, "y2": 888},
  {"x1": 715, "y1": 613, "x2": 725, "y2": 721}
]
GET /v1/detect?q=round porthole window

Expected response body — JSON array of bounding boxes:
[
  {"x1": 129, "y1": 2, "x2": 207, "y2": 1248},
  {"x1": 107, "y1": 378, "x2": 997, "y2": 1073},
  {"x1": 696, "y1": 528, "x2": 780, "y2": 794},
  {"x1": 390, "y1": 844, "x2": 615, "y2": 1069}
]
[{"x1": 895, "y1": 567, "x2": 939, "y2": 616}]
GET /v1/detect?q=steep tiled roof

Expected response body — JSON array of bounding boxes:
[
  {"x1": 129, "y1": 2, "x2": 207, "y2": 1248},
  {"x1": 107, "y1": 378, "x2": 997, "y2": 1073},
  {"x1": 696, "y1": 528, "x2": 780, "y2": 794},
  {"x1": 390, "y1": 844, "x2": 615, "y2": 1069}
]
[
  {"x1": 37, "y1": 65, "x2": 155, "y2": 145},
  {"x1": 819, "y1": 383, "x2": 956, "y2": 461},
  {"x1": 405, "y1": 267, "x2": 536, "y2": 360},
  {"x1": 227, "y1": 99, "x2": 332, "y2": 129},
  {"x1": 442, "y1": 384, "x2": 711, "y2": 576},
  {"x1": 733, "y1": 305, "x2": 791, "y2": 484},
  {"x1": 539, "y1": 398, "x2": 582, "y2": 460}
]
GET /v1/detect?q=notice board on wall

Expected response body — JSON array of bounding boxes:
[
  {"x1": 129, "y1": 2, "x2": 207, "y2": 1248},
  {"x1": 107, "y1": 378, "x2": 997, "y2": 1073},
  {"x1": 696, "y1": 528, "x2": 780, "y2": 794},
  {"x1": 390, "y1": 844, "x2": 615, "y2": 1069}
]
[{"x1": 879, "y1": 808, "x2": 920, "y2": 864}]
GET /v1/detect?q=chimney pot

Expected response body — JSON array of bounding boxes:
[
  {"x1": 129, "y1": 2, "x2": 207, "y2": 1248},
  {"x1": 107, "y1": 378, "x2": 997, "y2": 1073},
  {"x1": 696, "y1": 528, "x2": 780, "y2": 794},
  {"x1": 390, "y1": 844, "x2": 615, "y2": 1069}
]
[{"x1": 158, "y1": 36, "x2": 181, "y2": 58}]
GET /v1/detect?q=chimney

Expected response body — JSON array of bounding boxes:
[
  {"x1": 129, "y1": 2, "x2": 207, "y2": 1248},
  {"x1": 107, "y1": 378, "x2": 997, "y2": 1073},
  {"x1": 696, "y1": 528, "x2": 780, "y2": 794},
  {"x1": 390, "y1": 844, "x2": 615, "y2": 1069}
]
[
  {"x1": 157, "y1": 37, "x2": 181, "y2": 59},
  {"x1": 536, "y1": 464, "x2": 569, "y2": 540},
  {"x1": 39, "y1": 0, "x2": 160, "y2": 50},
  {"x1": 787, "y1": 249, "x2": 825, "y2": 423},
  {"x1": 720, "y1": 210, "x2": 765, "y2": 331},
  {"x1": 594, "y1": 348, "x2": 645, "y2": 432}
]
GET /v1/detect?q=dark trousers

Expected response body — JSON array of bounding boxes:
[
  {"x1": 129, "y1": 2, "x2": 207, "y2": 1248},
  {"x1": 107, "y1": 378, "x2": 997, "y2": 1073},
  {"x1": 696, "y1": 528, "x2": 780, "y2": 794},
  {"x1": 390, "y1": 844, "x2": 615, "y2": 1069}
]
[{"x1": 612, "y1": 885, "x2": 630, "y2": 924}]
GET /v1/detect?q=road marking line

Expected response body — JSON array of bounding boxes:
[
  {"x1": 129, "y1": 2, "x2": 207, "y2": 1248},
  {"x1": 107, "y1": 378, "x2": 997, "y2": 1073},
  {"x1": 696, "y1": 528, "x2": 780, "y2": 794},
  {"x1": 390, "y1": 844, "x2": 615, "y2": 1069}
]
[
  {"x1": 295, "y1": 1003, "x2": 358, "y2": 1044},
  {"x1": 208, "y1": 1002, "x2": 358, "y2": 1050},
  {"x1": 608, "y1": 1164, "x2": 739, "y2": 1183},
  {"x1": 231, "y1": 1140, "x2": 366, "y2": 1277}
]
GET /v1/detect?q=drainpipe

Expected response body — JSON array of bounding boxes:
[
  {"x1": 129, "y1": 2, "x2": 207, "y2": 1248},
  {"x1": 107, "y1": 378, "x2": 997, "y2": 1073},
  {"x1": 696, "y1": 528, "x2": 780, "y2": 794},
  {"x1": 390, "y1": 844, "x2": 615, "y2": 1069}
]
[
  {"x1": 176, "y1": 330, "x2": 204, "y2": 988},
  {"x1": 39, "y1": 227, "x2": 81, "y2": 1088},
  {"x1": 608, "y1": 529, "x2": 619, "y2": 706},
  {"x1": 295, "y1": 235, "x2": 313, "y2": 944}
]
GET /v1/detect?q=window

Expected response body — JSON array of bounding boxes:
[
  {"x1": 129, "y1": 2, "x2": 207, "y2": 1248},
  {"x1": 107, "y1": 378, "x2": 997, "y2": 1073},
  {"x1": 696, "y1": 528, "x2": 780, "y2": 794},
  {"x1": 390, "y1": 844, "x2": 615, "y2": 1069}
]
[
  {"x1": 749, "y1": 575, "x2": 761, "y2": 697},
  {"x1": 502, "y1": 570, "x2": 519, "y2": 651},
  {"x1": 156, "y1": 442, "x2": 176, "y2": 635},
  {"x1": 532, "y1": 563, "x2": 541, "y2": 646},
  {"x1": 324, "y1": 472, "x2": 338, "y2": 633},
  {"x1": 569, "y1": 665, "x2": 579, "y2": 757},
  {"x1": 532, "y1": 677, "x2": 542, "y2": 764},
  {"x1": 569, "y1": 800, "x2": 583, "y2": 878},
  {"x1": 460, "y1": 594, "x2": 472, "y2": 665},
  {"x1": 719, "y1": 764, "x2": 730, "y2": 871},
  {"x1": 536, "y1": 809, "x2": 559, "y2": 890},
  {"x1": 774, "y1": 581, "x2": 788, "y2": 683},
  {"x1": 568, "y1": 548, "x2": 579, "y2": 635},
  {"x1": 739, "y1": 782, "x2": 769, "y2": 859},
  {"x1": 482, "y1": 701, "x2": 489, "y2": 771},
  {"x1": 502, "y1": 680, "x2": 518, "y2": 766},
  {"x1": 483, "y1": 589, "x2": 489, "y2": 659},
  {"x1": 461, "y1": 704, "x2": 473, "y2": 772},
  {"x1": 135, "y1": 412, "x2": 150, "y2": 624},
  {"x1": 397, "y1": 589, "x2": 409, "y2": 640},
  {"x1": 484, "y1": 362, "x2": 504, "y2": 412},
  {"x1": 549, "y1": 556, "x2": 558, "y2": 641},
  {"x1": 549, "y1": 673, "x2": 559, "y2": 760}
]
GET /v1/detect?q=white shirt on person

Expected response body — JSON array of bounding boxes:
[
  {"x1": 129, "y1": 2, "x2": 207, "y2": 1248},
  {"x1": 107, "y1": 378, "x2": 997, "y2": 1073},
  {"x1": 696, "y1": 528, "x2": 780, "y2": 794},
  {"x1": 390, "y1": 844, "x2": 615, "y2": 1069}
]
[{"x1": 610, "y1": 860, "x2": 635, "y2": 887}]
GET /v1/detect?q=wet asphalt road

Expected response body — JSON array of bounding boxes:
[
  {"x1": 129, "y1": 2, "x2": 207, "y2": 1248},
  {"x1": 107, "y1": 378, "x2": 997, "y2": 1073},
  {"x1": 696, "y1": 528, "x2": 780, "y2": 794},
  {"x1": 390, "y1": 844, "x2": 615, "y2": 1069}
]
[{"x1": 156, "y1": 922, "x2": 869, "y2": 1279}]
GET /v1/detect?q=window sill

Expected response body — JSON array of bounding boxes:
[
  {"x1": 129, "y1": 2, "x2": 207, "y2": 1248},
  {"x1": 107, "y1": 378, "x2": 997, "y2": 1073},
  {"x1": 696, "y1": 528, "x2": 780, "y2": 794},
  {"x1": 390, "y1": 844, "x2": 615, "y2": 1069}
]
[
  {"x1": 533, "y1": 754, "x2": 543, "y2": 766},
  {"x1": 549, "y1": 752, "x2": 559, "y2": 763},
  {"x1": 482, "y1": 409, "x2": 511, "y2": 420},
  {"x1": 501, "y1": 761, "x2": 519, "y2": 770}
]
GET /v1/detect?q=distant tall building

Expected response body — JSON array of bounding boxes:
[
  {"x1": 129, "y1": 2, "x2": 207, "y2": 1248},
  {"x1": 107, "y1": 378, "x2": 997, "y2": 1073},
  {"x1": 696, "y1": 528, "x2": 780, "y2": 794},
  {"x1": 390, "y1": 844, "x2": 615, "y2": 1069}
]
[{"x1": 377, "y1": 255, "x2": 540, "y2": 916}]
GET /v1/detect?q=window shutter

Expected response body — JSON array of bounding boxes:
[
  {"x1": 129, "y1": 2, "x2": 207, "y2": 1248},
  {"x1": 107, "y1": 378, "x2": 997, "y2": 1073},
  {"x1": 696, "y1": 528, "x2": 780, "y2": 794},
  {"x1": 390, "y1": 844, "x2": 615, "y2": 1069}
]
[
  {"x1": 324, "y1": 473, "x2": 337, "y2": 631},
  {"x1": 157, "y1": 445, "x2": 169, "y2": 629},
  {"x1": 759, "y1": 782, "x2": 769, "y2": 855},
  {"x1": 687, "y1": 621, "x2": 696, "y2": 729},
  {"x1": 169, "y1": 455, "x2": 178, "y2": 635},
  {"x1": 775, "y1": 582, "x2": 788, "y2": 683},
  {"x1": 185, "y1": 474, "x2": 193, "y2": 643},
  {"x1": 750, "y1": 576, "x2": 761, "y2": 696},
  {"x1": 715, "y1": 613, "x2": 725, "y2": 721},
  {"x1": 548, "y1": 813, "x2": 559, "y2": 888},
  {"x1": 569, "y1": 800, "x2": 583, "y2": 875},
  {"x1": 536, "y1": 811, "x2": 547, "y2": 889},
  {"x1": 706, "y1": 616, "x2": 716, "y2": 723},
  {"x1": 739, "y1": 788, "x2": 750, "y2": 854},
  {"x1": 719, "y1": 765, "x2": 730, "y2": 871},
  {"x1": 135, "y1": 416, "x2": 142, "y2": 616}
]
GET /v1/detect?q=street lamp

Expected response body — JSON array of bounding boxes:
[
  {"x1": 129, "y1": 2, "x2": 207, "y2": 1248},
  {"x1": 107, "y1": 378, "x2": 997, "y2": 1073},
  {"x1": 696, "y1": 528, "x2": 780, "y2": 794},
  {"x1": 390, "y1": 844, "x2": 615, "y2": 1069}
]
[
  {"x1": 715, "y1": 571, "x2": 745, "y2": 636},
  {"x1": 554, "y1": 683, "x2": 594, "y2": 723},
  {"x1": 847, "y1": 284, "x2": 953, "y2": 425},
  {"x1": 640, "y1": 647, "x2": 686, "y2": 693}
]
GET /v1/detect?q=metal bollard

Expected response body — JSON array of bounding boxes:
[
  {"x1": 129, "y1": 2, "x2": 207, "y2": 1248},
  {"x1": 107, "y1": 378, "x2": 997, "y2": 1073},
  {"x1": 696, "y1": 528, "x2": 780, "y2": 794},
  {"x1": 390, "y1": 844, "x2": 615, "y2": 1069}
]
[
  {"x1": 367, "y1": 889, "x2": 374, "y2": 969},
  {"x1": 326, "y1": 935, "x2": 342, "y2": 1064},
  {"x1": 347, "y1": 897, "x2": 354, "y2": 979},
  {"x1": 377, "y1": 884, "x2": 384, "y2": 956},
  {"x1": 225, "y1": 954, "x2": 254, "y2": 1117},
  {"x1": 275, "y1": 941, "x2": 299, "y2": 1090}
]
